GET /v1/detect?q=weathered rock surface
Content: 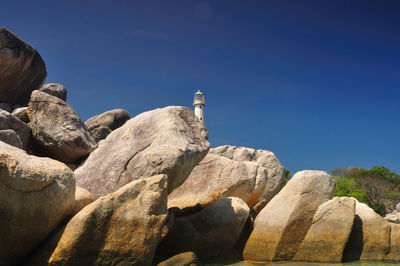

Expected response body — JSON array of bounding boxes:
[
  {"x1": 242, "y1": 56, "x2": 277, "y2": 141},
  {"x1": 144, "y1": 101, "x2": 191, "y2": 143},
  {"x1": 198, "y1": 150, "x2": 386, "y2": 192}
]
[
  {"x1": 28, "y1": 90, "x2": 97, "y2": 163},
  {"x1": 0, "y1": 27, "x2": 46, "y2": 105},
  {"x1": 168, "y1": 153, "x2": 267, "y2": 212},
  {"x1": 243, "y1": 170, "x2": 334, "y2": 261},
  {"x1": 0, "y1": 109, "x2": 32, "y2": 150},
  {"x1": 0, "y1": 141, "x2": 75, "y2": 265},
  {"x1": 73, "y1": 186, "x2": 94, "y2": 215},
  {"x1": 343, "y1": 200, "x2": 391, "y2": 262},
  {"x1": 39, "y1": 83, "x2": 67, "y2": 101},
  {"x1": 85, "y1": 109, "x2": 130, "y2": 142},
  {"x1": 49, "y1": 174, "x2": 169, "y2": 266},
  {"x1": 75, "y1": 106, "x2": 210, "y2": 198},
  {"x1": 210, "y1": 145, "x2": 286, "y2": 211},
  {"x1": 157, "y1": 252, "x2": 201, "y2": 266},
  {"x1": 386, "y1": 223, "x2": 400, "y2": 262},
  {"x1": 12, "y1": 106, "x2": 30, "y2": 123},
  {"x1": 293, "y1": 197, "x2": 356, "y2": 263},
  {"x1": 0, "y1": 129, "x2": 23, "y2": 148},
  {"x1": 158, "y1": 197, "x2": 250, "y2": 260}
]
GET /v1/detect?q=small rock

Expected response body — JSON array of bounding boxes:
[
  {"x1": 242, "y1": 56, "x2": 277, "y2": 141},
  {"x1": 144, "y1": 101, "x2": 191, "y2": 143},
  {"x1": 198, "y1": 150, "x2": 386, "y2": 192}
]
[
  {"x1": 0, "y1": 109, "x2": 32, "y2": 150},
  {"x1": 0, "y1": 27, "x2": 46, "y2": 105},
  {"x1": 39, "y1": 83, "x2": 67, "y2": 101},
  {"x1": 0, "y1": 102, "x2": 12, "y2": 112},
  {"x1": 73, "y1": 187, "x2": 94, "y2": 215},
  {"x1": 385, "y1": 214, "x2": 400, "y2": 224},
  {"x1": 157, "y1": 252, "x2": 201, "y2": 266},
  {"x1": 89, "y1": 125, "x2": 112, "y2": 142},
  {"x1": 11, "y1": 107, "x2": 30, "y2": 123},
  {"x1": 0, "y1": 129, "x2": 23, "y2": 148}
]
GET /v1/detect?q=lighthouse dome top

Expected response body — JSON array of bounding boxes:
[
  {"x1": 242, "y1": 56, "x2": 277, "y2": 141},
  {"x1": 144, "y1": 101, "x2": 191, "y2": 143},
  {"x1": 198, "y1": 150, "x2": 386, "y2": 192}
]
[{"x1": 193, "y1": 90, "x2": 205, "y2": 106}]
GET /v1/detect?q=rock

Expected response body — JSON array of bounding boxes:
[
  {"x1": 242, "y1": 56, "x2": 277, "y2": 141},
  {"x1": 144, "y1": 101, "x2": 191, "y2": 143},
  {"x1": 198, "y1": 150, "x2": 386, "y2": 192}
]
[
  {"x1": 12, "y1": 106, "x2": 30, "y2": 123},
  {"x1": 89, "y1": 125, "x2": 112, "y2": 142},
  {"x1": 342, "y1": 200, "x2": 391, "y2": 262},
  {"x1": 0, "y1": 102, "x2": 12, "y2": 112},
  {"x1": 387, "y1": 223, "x2": 400, "y2": 262},
  {"x1": 157, "y1": 252, "x2": 201, "y2": 266},
  {"x1": 0, "y1": 109, "x2": 32, "y2": 150},
  {"x1": 49, "y1": 174, "x2": 169, "y2": 265},
  {"x1": 28, "y1": 90, "x2": 97, "y2": 164},
  {"x1": 168, "y1": 153, "x2": 267, "y2": 212},
  {"x1": 293, "y1": 197, "x2": 356, "y2": 263},
  {"x1": 85, "y1": 109, "x2": 130, "y2": 142},
  {"x1": 385, "y1": 213, "x2": 400, "y2": 224},
  {"x1": 396, "y1": 203, "x2": 400, "y2": 212},
  {"x1": 75, "y1": 106, "x2": 210, "y2": 198},
  {"x1": 0, "y1": 141, "x2": 75, "y2": 265},
  {"x1": 158, "y1": 197, "x2": 250, "y2": 260},
  {"x1": 0, "y1": 129, "x2": 23, "y2": 148},
  {"x1": 243, "y1": 170, "x2": 334, "y2": 262},
  {"x1": 73, "y1": 187, "x2": 94, "y2": 215},
  {"x1": 210, "y1": 145, "x2": 286, "y2": 211},
  {"x1": 0, "y1": 27, "x2": 46, "y2": 105},
  {"x1": 38, "y1": 83, "x2": 67, "y2": 101}
]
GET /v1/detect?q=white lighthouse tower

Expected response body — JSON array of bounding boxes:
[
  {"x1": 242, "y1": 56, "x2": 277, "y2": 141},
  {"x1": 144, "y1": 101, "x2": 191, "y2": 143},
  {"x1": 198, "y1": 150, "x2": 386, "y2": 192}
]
[{"x1": 193, "y1": 90, "x2": 205, "y2": 123}]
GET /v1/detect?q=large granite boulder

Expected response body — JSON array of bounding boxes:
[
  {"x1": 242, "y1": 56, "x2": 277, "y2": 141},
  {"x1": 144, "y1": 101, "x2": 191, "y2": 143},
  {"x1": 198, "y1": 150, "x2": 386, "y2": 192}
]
[
  {"x1": 0, "y1": 27, "x2": 46, "y2": 105},
  {"x1": 39, "y1": 83, "x2": 67, "y2": 101},
  {"x1": 49, "y1": 174, "x2": 169, "y2": 265},
  {"x1": 168, "y1": 153, "x2": 267, "y2": 212},
  {"x1": 158, "y1": 197, "x2": 249, "y2": 260},
  {"x1": 85, "y1": 109, "x2": 130, "y2": 142},
  {"x1": 0, "y1": 109, "x2": 32, "y2": 150},
  {"x1": 293, "y1": 197, "x2": 356, "y2": 263},
  {"x1": 28, "y1": 90, "x2": 97, "y2": 164},
  {"x1": 0, "y1": 141, "x2": 75, "y2": 265},
  {"x1": 210, "y1": 145, "x2": 286, "y2": 211},
  {"x1": 75, "y1": 106, "x2": 210, "y2": 198},
  {"x1": 243, "y1": 170, "x2": 334, "y2": 261},
  {"x1": 343, "y1": 200, "x2": 391, "y2": 262}
]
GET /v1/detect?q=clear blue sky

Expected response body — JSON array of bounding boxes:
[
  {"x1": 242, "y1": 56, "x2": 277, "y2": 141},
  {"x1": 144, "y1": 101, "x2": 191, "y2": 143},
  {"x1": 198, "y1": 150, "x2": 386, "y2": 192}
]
[{"x1": 2, "y1": 0, "x2": 400, "y2": 174}]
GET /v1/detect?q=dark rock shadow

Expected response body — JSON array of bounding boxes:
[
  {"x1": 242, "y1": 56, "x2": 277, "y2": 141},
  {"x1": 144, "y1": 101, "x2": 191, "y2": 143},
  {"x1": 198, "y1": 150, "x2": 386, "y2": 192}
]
[{"x1": 342, "y1": 214, "x2": 364, "y2": 262}]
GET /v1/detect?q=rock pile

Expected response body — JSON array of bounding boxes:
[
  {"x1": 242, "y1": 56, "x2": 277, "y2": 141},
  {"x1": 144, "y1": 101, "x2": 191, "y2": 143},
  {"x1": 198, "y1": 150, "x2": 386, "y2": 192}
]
[{"x1": 1, "y1": 28, "x2": 400, "y2": 266}]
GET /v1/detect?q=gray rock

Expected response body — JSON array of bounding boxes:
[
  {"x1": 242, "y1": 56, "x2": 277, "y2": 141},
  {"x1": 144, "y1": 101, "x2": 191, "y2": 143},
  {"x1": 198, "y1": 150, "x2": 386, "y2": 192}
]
[
  {"x1": 210, "y1": 145, "x2": 286, "y2": 211},
  {"x1": 11, "y1": 107, "x2": 29, "y2": 123},
  {"x1": 243, "y1": 170, "x2": 334, "y2": 261},
  {"x1": 0, "y1": 141, "x2": 75, "y2": 265},
  {"x1": 28, "y1": 90, "x2": 97, "y2": 164},
  {"x1": 0, "y1": 109, "x2": 32, "y2": 150},
  {"x1": 75, "y1": 106, "x2": 210, "y2": 198},
  {"x1": 168, "y1": 153, "x2": 268, "y2": 212},
  {"x1": 49, "y1": 175, "x2": 169, "y2": 265},
  {"x1": 159, "y1": 197, "x2": 249, "y2": 260},
  {"x1": 39, "y1": 83, "x2": 67, "y2": 101},
  {"x1": 0, "y1": 129, "x2": 23, "y2": 148},
  {"x1": 0, "y1": 27, "x2": 46, "y2": 105},
  {"x1": 85, "y1": 109, "x2": 130, "y2": 142},
  {"x1": 0, "y1": 102, "x2": 12, "y2": 112}
]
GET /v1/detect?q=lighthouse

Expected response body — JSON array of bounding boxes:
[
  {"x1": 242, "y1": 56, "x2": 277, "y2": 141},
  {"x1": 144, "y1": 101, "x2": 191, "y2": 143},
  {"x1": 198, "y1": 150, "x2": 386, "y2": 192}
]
[{"x1": 193, "y1": 90, "x2": 205, "y2": 123}]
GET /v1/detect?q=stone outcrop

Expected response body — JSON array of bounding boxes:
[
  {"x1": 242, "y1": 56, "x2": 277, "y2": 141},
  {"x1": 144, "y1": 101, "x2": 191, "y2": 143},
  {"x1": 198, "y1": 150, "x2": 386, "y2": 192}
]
[
  {"x1": 73, "y1": 187, "x2": 94, "y2": 215},
  {"x1": 49, "y1": 175, "x2": 169, "y2": 265},
  {"x1": 343, "y1": 200, "x2": 391, "y2": 262},
  {"x1": 75, "y1": 106, "x2": 210, "y2": 198},
  {"x1": 0, "y1": 27, "x2": 46, "y2": 105},
  {"x1": 85, "y1": 109, "x2": 130, "y2": 142},
  {"x1": 12, "y1": 106, "x2": 30, "y2": 123},
  {"x1": 243, "y1": 170, "x2": 333, "y2": 261},
  {"x1": 39, "y1": 83, "x2": 67, "y2": 101},
  {"x1": 157, "y1": 252, "x2": 201, "y2": 266},
  {"x1": 0, "y1": 141, "x2": 75, "y2": 265},
  {"x1": 158, "y1": 197, "x2": 250, "y2": 260},
  {"x1": 0, "y1": 129, "x2": 23, "y2": 148},
  {"x1": 168, "y1": 153, "x2": 267, "y2": 212},
  {"x1": 293, "y1": 197, "x2": 356, "y2": 263},
  {"x1": 28, "y1": 90, "x2": 97, "y2": 163},
  {"x1": 210, "y1": 145, "x2": 286, "y2": 211},
  {"x1": 0, "y1": 109, "x2": 32, "y2": 150}
]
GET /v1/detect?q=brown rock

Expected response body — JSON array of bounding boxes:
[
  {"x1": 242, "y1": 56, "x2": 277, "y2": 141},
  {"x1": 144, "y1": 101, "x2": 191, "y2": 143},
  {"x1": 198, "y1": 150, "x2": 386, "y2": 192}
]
[
  {"x1": 75, "y1": 106, "x2": 209, "y2": 198},
  {"x1": 0, "y1": 129, "x2": 23, "y2": 149},
  {"x1": 0, "y1": 141, "x2": 75, "y2": 265},
  {"x1": 0, "y1": 109, "x2": 32, "y2": 150},
  {"x1": 72, "y1": 186, "x2": 94, "y2": 215},
  {"x1": 157, "y1": 252, "x2": 201, "y2": 266},
  {"x1": 49, "y1": 175, "x2": 169, "y2": 265},
  {"x1": 11, "y1": 106, "x2": 30, "y2": 123},
  {"x1": 0, "y1": 27, "x2": 46, "y2": 105},
  {"x1": 28, "y1": 90, "x2": 97, "y2": 164},
  {"x1": 243, "y1": 170, "x2": 334, "y2": 262}
]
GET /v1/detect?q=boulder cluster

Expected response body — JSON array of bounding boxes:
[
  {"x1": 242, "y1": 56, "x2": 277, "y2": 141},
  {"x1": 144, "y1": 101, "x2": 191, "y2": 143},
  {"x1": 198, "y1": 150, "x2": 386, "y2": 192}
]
[{"x1": 1, "y1": 28, "x2": 400, "y2": 265}]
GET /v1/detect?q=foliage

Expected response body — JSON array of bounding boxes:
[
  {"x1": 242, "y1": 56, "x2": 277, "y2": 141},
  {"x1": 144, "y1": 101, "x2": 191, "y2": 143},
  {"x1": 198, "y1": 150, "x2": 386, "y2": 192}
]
[{"x1": 333, "y1": 176, "x2": 368, "y2": 204}]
